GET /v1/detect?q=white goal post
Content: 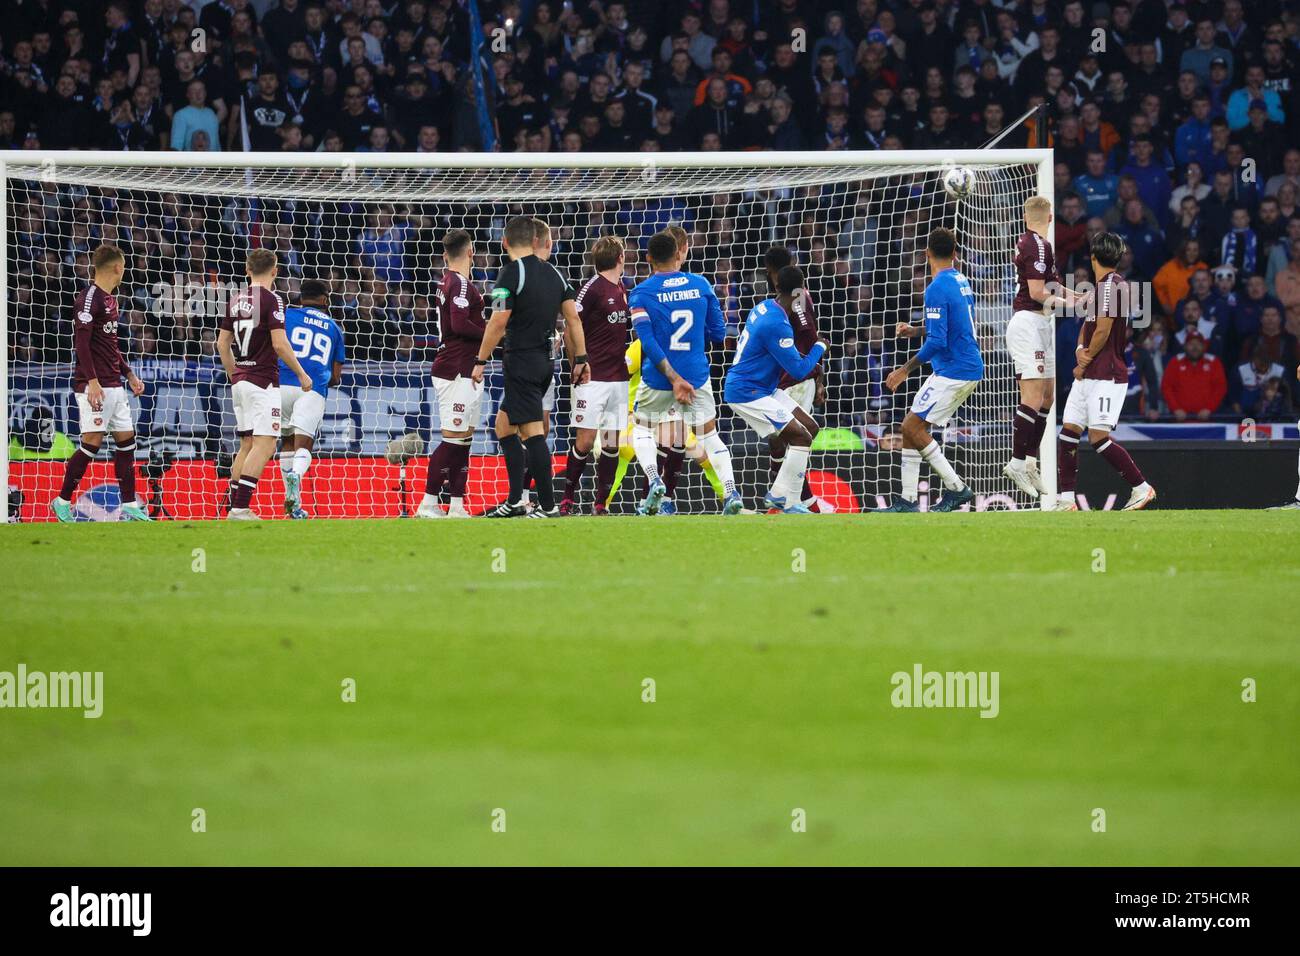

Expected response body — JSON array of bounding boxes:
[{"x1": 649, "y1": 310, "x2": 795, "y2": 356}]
[{"x1": 2, "y1": 148, "x2": 1054, "y2": 521}]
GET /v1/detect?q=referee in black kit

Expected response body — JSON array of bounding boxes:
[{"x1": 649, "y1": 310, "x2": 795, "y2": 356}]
[{"x1": 472, "y1": 216, "x2": 589, "y2": 517}]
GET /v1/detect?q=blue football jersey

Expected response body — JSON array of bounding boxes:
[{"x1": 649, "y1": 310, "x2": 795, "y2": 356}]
[
  {"x1": 916, "y1": 268, "x2": 983, "y2": 381},
  {"x1": 724, "y1": 299, "x2": 826, "y2": 404},
  {"x1": 279, "y1": 305, "x2": 346, "y2": 397},
  {"x1": 628, "y1": 271, "x2": 726, "y2": 389}
]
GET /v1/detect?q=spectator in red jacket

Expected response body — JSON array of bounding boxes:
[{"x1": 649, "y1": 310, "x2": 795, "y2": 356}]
[{"x1": 1162, "y1": 332, "x2": 1228, "y2": 420}]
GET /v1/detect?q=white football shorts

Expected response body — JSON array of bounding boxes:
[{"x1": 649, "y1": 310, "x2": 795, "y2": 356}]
[
  {"x1": 731, "y1": 389, "x2": 801, "y2": 439},
  {"x1": 76, "y1": 386, "x2": 133, "y2": 434},
  {"x1": 433, "y1": 374, "x2": 485, "y2": 432},
  {"x1": 280, "y1": 384, "x2": 326, "y2": 438},
  {"x1": 1062, "y1": 378, "x2": 1127, "y2": 431},
  {"x1": 1006, "y1": 310, "x2": 1056, "y2": 380},
  {"x1": 572, "y1": 379, "x2": 629, "y2": 432},
  {"x1": 911, "y1": 374, "x2": 979, "y2": 427},
  {"x1": 232, "y1": 380, "x2": 281, "y2": 437},
  {"x1": 634, "y1": 379, "x2": 717, "y2": 426}
]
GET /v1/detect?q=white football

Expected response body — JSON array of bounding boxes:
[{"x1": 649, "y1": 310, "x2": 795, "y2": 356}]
[{"x1": 942, "y1": 166, "x2": 977, "y2": 199}]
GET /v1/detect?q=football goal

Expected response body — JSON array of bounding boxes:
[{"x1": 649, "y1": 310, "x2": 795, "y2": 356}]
[{"x1": 1, "y1": 149, "x2": 1053, "y2": 520}]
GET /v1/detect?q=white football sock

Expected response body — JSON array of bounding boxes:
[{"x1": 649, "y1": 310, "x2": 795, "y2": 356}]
[
  {"x1": 696, "y1": 431, "x2": 735, "y2": 495},
  {"x1": 920, "y1": 439, "x2": 964, "y2": 491},
  {"x1": 773, "y1": 446, "x2": 809, "y2": 503},
  {"x1": 901, "y1": 448, "x2": 921, "y2": 502},
  {"x1": 419, "y1": 493, "x2": 439, "y2": 511},
  {"x1": 293, "y1": 447, "x2": 312, "y2": 476},
  {"x1": 632, "y1": 424, "x2": 660, "y2": 484},
  {"x1": 279, "y1": 450, "x2": 293, "y2": 478}
]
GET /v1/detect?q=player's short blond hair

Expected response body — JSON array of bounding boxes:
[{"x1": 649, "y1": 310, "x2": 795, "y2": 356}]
[
  {"x1": 590, "y1": 235, "x2": 624, "y2": 272},
  {"x1": 91, "y1": 244, "x2": 124, "y2": 272},
  {"x1": 665, "y1": 224, "x2": 688, "y2": 253},
  {"x1": 246, "y1": 248, "x2": 278, "y2": 277},
  {"x1": 1024, "y1": 195, "x2": 1052, "y2": 224}
]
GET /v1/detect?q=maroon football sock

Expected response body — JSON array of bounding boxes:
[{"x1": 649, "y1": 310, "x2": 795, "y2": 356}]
[
  {"x1": 59, "y1": 443, "x2": 96, "y2": 500},
  {"x1": 661, "y1": 448, "x2": 686, "y2": 496},
  {"x1": 230, "y1": 475, "x2": 259, "y2": 510},
  {"x1": 595, "y1": 450, "x2": 619, "y2": 505},
  {"x1": 1031, "y1": 406, "x2": 1051, "y2": 453},
  {"x1": 114, "y1": 442, "x2": 137, "y2": 505},
  {"x1": 562, "y1": 449, "x2": 591, "y2": 501},
  {"x1": 1093, "y1": 436, "x2": 1145, "y2": 487},
  {"x1": 1012, "y1": 404, "x2": 1037, "y2": 461},
  {"x1": 1057, "y1": 431, "x2": 1080, "y2": 493},
  {"x1": 445, "y1": 442, "x2": 471, "y2": 497},
  {"x1": 424, "y1": 442, "x2": 450, "y2": 496}
]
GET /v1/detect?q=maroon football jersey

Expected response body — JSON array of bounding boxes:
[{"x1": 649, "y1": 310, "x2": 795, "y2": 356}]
[
  {"x1": 221, "y1": 285, "x2": 286, "y2": 387},
  {"x1": 72, "y1": 285, "x2": 128, "y2": 392},
  {"x1": 778, "y1": 289, "x2": 820, "y2": 389},
  {"x1": 575, "y1": 273, "x2": 630, "y2": 382},
  {"x1": 431, "y1": 270, "x2": 487, "y2": 380},
  {"x1": 1083, "y1": 271, "x2": 1130, "y2": 383},
  {"x1": 1012, "y1": 230, "x2": 1058, "y2": 314}
]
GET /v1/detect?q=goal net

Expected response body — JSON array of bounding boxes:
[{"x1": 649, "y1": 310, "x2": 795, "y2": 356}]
[{"x1": 2, "y1": 151, "x2": 1050, "y2": 521}]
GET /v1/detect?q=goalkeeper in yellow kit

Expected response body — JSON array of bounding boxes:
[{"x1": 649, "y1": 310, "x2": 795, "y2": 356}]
[{"x1": 600, "y1": 337, "x2": 725, "y2": 512}]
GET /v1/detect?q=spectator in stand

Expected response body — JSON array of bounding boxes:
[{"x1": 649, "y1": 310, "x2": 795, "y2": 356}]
[
  {"x1": 1172, "y1": 296, "x2": 1226, "y2": 358},
  {"x1": 1181, "y1": 20, "x2": 1232, "y2": 85},
  {"x1": 1162, "y1": 332, "x2": 1228, "y2": 420},
  {"x1": 1234, "y1": 343, "x2": 1287, "y2": 416},
  {"x1": 1055, "y1": 193, "x2": 1089, "y2": 272},
  {"x1": 1166, "y1": 193, "x2": 1209, "y2": 256},
  {"x1": 1201, "y1": 170, "x2": 1241, "y2": 252},
  {"x1": 1220, "y1": 207, "x2": 1260, "y2": 279},
  {"x1": 1238, "y1": 305, "x2": 1299, "y2": 398},
  {"x1": 1174, "y1": 95, "x2": 1214, "y2": 168},
  {"x1": 1155, "y1": 239, "x2": 1208, "y2": 316},
  {"x1": 1226, "y1": 65, "x2": 1286, "y2": 131},
  {"x1": 1232, "y1": 276, "x2": 1285, "y2": 352},
  {"x1": 1274, "y1": 249, "x2": 1300, "y2": 336},
  {"x1": 1170, "y1": 163, "x2": 1212, "y2": 218},
  {"x1": 1104, "y1": 176, "x2": 1159, "y2": 232},
  {"x1": 1251, "y1": 376, "x2": 1295, "y2": 422},
  {"x1": 1204, "y1": 266, "x2": 1239, "y2": 328},
  {"x1": 1264, "y1": 150, "x2": 1300, "y2": 198},
  {"x1": 1115, "y1": 199, "x2": 1166, "y2": 281},
  {"x1": 1121, "y1": 134, "x2": 1172, "y2": 227},
  {"x1": 1267, "y1": 218, "x2": 1300, "y2": 296},
  {"x1": 170, "y1": 80, "x2": 221, "y2": 151},
  {"x1": 1077, "y1": 100, "x2": 1119, "y2": 159}
]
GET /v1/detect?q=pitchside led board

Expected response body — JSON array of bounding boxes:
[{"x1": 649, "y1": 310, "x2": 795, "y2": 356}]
[{"x1": 4, "y1": 148, "x2": 1066, "y2": 517}]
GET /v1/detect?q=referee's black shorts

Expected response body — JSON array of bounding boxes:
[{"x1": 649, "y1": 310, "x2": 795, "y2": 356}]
[{"x1": 501, "y1": 349, "x2": 553, "y2": 426}]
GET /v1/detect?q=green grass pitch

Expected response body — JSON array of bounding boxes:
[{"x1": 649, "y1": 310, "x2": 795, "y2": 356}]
[{"x1": 1, "y1": 511, "x2": 1296, "y2": 866}]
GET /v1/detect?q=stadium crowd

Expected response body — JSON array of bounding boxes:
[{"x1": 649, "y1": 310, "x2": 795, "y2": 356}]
[{"x1": 3, "y1": 0, "x2": 1300, "y2": 425}]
